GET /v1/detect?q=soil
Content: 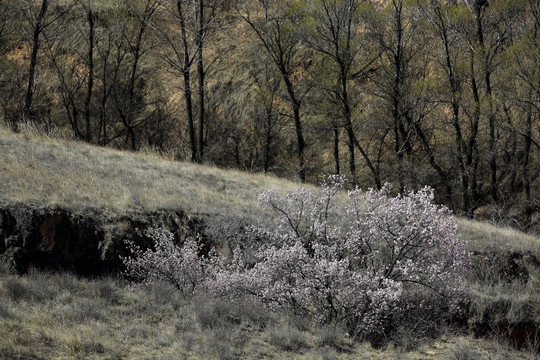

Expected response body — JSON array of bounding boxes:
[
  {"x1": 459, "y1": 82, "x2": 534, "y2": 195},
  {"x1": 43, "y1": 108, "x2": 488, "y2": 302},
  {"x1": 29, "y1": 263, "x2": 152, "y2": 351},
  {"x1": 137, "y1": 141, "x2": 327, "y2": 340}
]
[{"x1": 0, "y1": 204, "x2": 205, "y2": 275}]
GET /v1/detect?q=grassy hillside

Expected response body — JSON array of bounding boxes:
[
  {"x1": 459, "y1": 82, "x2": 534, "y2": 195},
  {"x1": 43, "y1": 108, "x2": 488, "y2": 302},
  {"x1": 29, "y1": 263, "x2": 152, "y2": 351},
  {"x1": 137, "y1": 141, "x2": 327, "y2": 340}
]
[
  {"x1": 0, "y1": 267, "x2": 537, "y2": 360},
  {"x1": 0, "y1": 125, "x2": 539, "y2": 358},
  {"x1": 0, "y1": 124, "x2": 313, "y2": 274},
  {"x1": 0, "y1": 124, "x2": 301, "y2": 219},
  {"x1": 2, "y1": 123, "x2": 538, "y2": 249}
]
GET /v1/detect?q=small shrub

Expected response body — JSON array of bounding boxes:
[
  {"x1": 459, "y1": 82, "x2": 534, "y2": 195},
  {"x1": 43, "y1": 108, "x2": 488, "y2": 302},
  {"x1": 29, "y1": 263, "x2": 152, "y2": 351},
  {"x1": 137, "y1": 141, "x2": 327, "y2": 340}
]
[
  {"x1": 234, "y1": 297, "x2": 275, "y2": 329},
  {"x1": 3, "y1": 277, "x2": 46, "y2": 302},
  {"x1": 266, "y1": 323, "x2": 308, "y2": 352},
  {"x1": 0, "y1": 302, "x2": 13, "y2": 319},
  {"x1": 60, "y1": 298, "x2": 103, "y2": 322},
  {"x1": 174, "y1": 314, "x2": 197, "y2": 334},
  {"x1": 3, "y1": 277, "x2": 27, "y2": 301},
  {"x1": 0, "y1": 261, "x2": 10, "y2": 275},
  {"x1": 317, "y1": 349, "x2": 340, "y2": 360},
  {"x1": 205, "y1": 341, "x2": 237, "y2": 360},
  {"x1": 449, "y1": 342, "x2": 481, "y2": 360},
  {"x1": 193, "y1": 298, "x2": 242, "y2": 329},
  {"x1": 212, "y1": 177, "x2": 471, "y2": 340},
  {"x1": 123, "y1": 176, "x2": 471, "y2": 342},
  {"x1": 388, "y1": 294, "x2": 450, "y2": 350},
  {"x1": 285, "y1": 311, "x2": 313, "y2": 332},
  {"x1": 198, "y1": 296, "x2": 275, "y2": 330},
  {"x1": 92, "y1": 278, "x2": 123, "y2": 304},
  {"x1": 206, "y1": 326, "x2": 246, "y2": 360},
  {"x1": 179, "y1": 332, "x2": 198, "y2": 352},
  {"x1": 143, "y1": 282, "x2": 183, "y2": 308},
  {"x1": 0, "y1": 346, "x2": 45, "y2": 360},
  {"x1": 123, "y1": 228, "x2": 216, "y2": 297},
  {"x1": 47, "y1": 272, "x2": 80, "y2": 293},
  {"x1": 316, "y1": 326, "x2": 345, "y2": 350}
]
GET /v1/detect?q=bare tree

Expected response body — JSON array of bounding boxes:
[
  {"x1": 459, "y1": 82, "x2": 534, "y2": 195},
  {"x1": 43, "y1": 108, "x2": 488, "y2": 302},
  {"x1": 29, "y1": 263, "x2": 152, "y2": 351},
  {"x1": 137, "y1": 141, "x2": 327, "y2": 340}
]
[
  {"x1": 304, "y1": 0, "x2": 379, "y2": 187},
  {"x1": 42, "y1": 25, "x2": 85, "y2": 139},
  {"x1": 22, "y1": 0, "x2": 48, "y2": 123},
  {"x1": 110, "y1": 0, "x2": 161, "y2": 150},
  {"x1": 239, "y1": 0, "x2": 310, "y2": 181},
  {"x1": 151, "y1": 0, "x2": 230, "y2": 162},
  {"x1": 83, "y1": 6, "x2": 95, "y2": 142},
  {"x1": 0, "y1": 0, "x2": 18, "y2": 127},
  {"x1": 460, "y1": 0, "x2": 523, "y2": 203},
  {"x1": 419, "y1": 0, "x2": 474, "y2": 213},
  {"x1": 503, "y1": 0, "x2": 540, "y2": 227},
  {"x1": 370, "y1": 0, "x2": 419, "y2": 193},
  {"x1": 250, "y1": 61, "x2": 287, "y2": 173},
  {"x1": 94, "y1": 17, "x2": 129, "y2": 146},
  {"x1": 21, "y1": 0, "x2": 77, "y2": 124}
]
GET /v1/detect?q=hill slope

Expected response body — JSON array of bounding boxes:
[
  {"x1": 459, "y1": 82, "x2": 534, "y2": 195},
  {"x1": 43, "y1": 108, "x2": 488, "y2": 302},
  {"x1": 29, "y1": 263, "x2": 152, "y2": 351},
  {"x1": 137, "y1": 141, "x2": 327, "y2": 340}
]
[
  {"x1": 0, "y1": 125, "x2": 300, "y2": 218},
  {"x1": 1, "y1": 125, "x2": 539, "y2": 266},
  {"x1": 0, "y1": 125, "x2": 305, "y2": 273},
  {"x1": 0, "y1": 126, "x2": 539, "y2": 354}
]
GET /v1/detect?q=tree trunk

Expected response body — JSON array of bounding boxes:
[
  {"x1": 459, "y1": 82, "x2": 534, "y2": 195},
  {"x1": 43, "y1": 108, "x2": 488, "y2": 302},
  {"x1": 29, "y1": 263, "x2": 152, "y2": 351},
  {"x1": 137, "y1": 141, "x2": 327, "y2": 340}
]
[
  {"x1": 340, "y1": 63, "x2": 357, "y2": 186},
  {"x1": 282, "y1": 73, "x2": 306, "y2": 182},
  {"x1": 440, "y1": 10, "x2": 470, "y2": 213},
  {"x1": 84, "y1": 9, "x2": 95, "y2": 143},
  {"x1": 263, "y1": 109, "x2": 272, "y2": 173},
  {"x1": 23, "y1": 0, "x2": 48, "y2": 123},
  {"x1": 177, "y1": 0, "x2": 197, "y2": 162},
  {"x1": 196, "y1": 0, "x2": 205, "y2": 162},
  {"x1": 522, "y1": 93, "x2": 533, "y2": 229},
  {"x1": 475, "y1": 2, "x2": 498, "y2": 203},
  {"x1": 333, "y1": 125, "x2": 340, "y2": 175},
  {"x1": 391, "y1": 0, "x2": 405, "y2": 194},
  {"x1": 468, "y1": 50, "x2": 481, "y2": 208}
]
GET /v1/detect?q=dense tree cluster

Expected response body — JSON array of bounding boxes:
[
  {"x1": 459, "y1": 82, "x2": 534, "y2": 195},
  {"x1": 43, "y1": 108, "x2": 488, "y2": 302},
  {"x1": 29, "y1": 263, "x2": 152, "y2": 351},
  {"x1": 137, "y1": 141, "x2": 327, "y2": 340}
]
[{"x1": 1, "y1": 0, "x2": 539, "y2": 228}]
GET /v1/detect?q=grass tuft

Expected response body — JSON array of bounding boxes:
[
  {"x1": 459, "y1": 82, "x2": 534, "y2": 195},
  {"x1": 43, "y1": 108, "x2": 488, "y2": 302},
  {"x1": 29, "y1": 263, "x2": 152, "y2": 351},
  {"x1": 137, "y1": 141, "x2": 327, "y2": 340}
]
[
  {"x1": 0, "y1": 270, "x2": 537, "y2": 359},
  {"x1": 316, "y1": 326, "x2": 346, "y2": 350},
  {"x1": 449, "y1": 341, "x2": 482, "y2": 360},
  {"x1": 266, "y1": 323, "x2": 308, "y2": 352}
]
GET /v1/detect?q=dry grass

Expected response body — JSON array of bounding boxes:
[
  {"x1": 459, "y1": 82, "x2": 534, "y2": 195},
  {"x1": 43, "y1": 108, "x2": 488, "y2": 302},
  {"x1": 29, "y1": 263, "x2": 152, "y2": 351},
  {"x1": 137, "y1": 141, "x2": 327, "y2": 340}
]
[
  {"x1": 458, "y1": 218, "x2": 540, "y2": 253},
  {"x1": 0, "y1": 270, "x2": 537, "y2": 360},
  {"x1": 457, "y1": 218, "x2": 540, "y2": 340},
  {"x1": 0, "y1": 124, "x2": 301, "y2": 219},
  {"x1": 1, "y1": 124, "x2": 540, "y2": 358}
]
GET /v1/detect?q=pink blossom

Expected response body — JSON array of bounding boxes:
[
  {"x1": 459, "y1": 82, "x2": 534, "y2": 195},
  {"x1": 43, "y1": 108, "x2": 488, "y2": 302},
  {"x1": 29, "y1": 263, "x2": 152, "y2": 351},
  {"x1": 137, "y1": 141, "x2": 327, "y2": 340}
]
[{"x1": 123, "y1": 176, "x2": 471, "y2": 338}]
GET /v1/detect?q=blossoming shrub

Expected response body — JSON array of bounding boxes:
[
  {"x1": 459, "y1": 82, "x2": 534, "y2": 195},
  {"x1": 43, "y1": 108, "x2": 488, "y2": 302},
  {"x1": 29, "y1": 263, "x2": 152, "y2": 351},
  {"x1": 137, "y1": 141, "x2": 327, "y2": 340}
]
[
  {"x1": 210, "y1": 176, "x2": 470, "y2": 339},
  {"x1": 122, "y1": 228, "x2": 217, "y2": 297},
  {"x1": 123, "y1": 176, "x2": 470, "y2": 340}
]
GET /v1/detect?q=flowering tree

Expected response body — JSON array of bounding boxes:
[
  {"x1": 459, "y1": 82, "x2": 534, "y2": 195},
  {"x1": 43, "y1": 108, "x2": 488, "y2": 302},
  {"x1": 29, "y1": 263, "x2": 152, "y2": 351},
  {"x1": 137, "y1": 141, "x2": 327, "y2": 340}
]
[
  {"x1": 210, "y1": 176, "x2": 470, "y2": 337},
  {"x1": 123, "y1": 176, "x2": 470, "y2": 338}
]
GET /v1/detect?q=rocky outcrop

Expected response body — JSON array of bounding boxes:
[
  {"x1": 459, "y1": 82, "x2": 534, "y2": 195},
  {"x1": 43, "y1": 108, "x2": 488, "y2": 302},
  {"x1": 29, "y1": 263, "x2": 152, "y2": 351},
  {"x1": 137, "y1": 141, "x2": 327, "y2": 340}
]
[{"x1": 0, "y1": 204, "x2": 204, "y2": 275}]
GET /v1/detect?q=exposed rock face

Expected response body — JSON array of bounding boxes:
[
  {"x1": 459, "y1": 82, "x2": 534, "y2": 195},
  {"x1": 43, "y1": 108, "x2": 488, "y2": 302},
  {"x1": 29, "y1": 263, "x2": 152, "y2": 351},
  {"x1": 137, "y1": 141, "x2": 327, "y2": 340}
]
[{"x1": 0, "y1": 205, "x2": 204, "y2": 275}]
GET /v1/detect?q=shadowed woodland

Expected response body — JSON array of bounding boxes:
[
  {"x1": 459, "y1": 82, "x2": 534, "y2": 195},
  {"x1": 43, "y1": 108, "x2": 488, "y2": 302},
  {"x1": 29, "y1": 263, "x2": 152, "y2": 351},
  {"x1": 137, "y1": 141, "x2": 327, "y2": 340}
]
[{"x1": 1, "y1": 0, "x2": 539, "y2": 229}]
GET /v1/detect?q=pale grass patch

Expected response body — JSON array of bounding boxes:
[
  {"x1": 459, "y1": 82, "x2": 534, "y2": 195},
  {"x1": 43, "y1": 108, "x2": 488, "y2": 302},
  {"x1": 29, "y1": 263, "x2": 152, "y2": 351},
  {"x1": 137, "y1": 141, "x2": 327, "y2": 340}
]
[
  {"x1": 0, "y1": 271, "x2": 537, "y2": 359},
  {"x1": 0, "y1": 124, "x2": 302, "y2": 218},
  {"x1": 458, "y1": 218, "x2": 540, "y2": 253}
]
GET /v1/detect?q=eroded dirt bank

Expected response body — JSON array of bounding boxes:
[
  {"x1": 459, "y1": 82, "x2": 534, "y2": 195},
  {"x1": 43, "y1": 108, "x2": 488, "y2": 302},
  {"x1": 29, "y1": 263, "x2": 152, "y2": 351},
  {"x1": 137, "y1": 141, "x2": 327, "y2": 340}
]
[{"x1": 0, "y1": 204, "x2": 204, "y2": 275}]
